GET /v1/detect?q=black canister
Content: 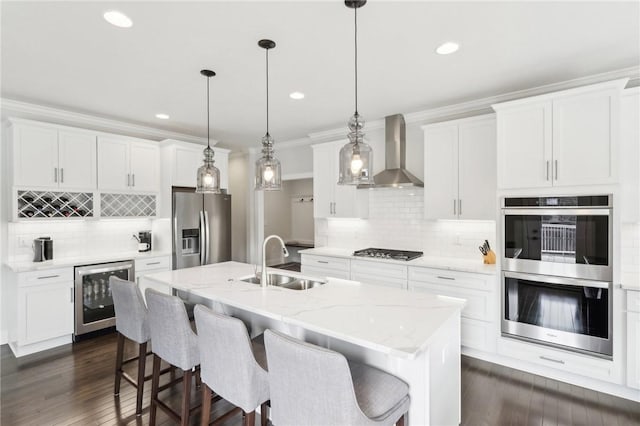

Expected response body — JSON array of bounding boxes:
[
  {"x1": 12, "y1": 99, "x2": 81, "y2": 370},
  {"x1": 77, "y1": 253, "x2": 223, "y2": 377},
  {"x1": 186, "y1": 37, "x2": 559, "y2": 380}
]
[{"x1": 33, "y1": 237, "x2": 54, "y2": 262}]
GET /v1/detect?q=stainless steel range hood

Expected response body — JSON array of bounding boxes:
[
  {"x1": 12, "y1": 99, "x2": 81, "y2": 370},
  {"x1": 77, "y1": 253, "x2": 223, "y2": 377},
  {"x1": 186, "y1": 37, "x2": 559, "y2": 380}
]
[{"x1": 358, "y1": 114, "x2": 423, "y2": 188}]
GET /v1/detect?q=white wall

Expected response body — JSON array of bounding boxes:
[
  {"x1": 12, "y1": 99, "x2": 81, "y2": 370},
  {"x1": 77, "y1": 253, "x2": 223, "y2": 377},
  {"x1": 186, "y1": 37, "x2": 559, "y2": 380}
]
[
  {"x1": 1, "y1": 123, "x2": 8, "y2": 344},
  {"x1": 315, "y1": 188, "x2": 496, "y2": 260},
  {"x1": 228, "y1": 152, "x2": 249, "y2": 262},
  {"x1": 278, "y1": 144, "x2": 313, "y2": 178}
]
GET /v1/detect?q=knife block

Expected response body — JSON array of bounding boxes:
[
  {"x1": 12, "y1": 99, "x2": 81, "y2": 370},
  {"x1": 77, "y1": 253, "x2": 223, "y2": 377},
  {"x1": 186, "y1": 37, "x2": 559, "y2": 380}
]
[{"x1": 483, "y1": 250, "x2": 496, "y2": 264}]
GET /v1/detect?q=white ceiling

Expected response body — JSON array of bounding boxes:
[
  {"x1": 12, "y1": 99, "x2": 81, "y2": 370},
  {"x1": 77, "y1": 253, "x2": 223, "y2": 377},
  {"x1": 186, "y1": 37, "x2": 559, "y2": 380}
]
[{"x1": 2, "y1": 1, "x2": 639, "y2": 150}]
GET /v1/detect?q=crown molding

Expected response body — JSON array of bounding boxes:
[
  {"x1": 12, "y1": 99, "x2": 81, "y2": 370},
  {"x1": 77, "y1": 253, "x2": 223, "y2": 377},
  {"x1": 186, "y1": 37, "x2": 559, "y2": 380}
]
[
  {"x1": 1, "y1": 98, "x2": 210, "y2": 145},
  {"x1": 308, "y1": 118, "x2": 384, "y2": 144},
  {"x1": 274, "y1": 137, "x2": 313, "y2": 150}
]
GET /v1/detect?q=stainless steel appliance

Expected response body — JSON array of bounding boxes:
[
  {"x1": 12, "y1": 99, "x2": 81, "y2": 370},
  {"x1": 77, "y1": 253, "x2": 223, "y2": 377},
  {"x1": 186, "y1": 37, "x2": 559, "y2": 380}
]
[
  {"x1": 74, "y1": 260, "x2": 134, "y2": 337},
  {"x1": 33, "y1": 237, "x2": 53, "y2": 262},
  {"x1": 353, "y1": 248, "x2": 423, "y2": 261},
  {"x1": 502, "y1": 195, "x2": 612, "y2": 281},
  {"x1": 172, "y1": 187, "x2": 231, "y2": 269},
  {"x1": 137, "y1": 230, "x2": 152, "y2": 252},
  {"x1": 500, "y1": 195, "x2": 613, "y2": 357}
]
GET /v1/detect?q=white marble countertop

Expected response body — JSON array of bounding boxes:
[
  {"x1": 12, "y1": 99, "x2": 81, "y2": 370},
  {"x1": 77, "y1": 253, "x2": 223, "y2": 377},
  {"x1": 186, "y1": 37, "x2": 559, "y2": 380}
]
[
  {"x1": 144, "y1": 261, "x2": 464, "y2": 360},
  {"x1": 5, "y1": 250, "x2": 172, "y2": 273},
  {"x1": 300, "y1": 247, "x2": 497, "y2": 275}
]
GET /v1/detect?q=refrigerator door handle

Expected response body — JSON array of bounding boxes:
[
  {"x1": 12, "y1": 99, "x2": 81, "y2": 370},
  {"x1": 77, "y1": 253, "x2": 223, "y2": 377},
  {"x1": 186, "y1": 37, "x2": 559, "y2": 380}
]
[
  {"x1": 199, "y1": 211, "x2": 206, "y2": 265},
  {"x1": 204, "y1": 210, "x2": 211, "y2": 264}
]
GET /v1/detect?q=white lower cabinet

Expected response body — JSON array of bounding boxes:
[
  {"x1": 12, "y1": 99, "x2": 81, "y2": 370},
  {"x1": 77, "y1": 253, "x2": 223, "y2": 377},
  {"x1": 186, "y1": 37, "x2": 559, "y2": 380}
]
[
  {"x1": 301, "y1": 254, "x2": 351, "y2": 280},
  {"x1": 627, "y1": 291, "x2": 640, "y2": 389},
  {"x1": 408, "y1": 267, "x2": 497, "y2": 353},
  {"x1": 351, "y1": 259, "x2": 408, "y2": 289},
  {"x1": 7, "y1": 267, "x2": 74, "y2": 357},
  {"x1": 135, "y1": 255, "x2": 172, "y2": 303}
]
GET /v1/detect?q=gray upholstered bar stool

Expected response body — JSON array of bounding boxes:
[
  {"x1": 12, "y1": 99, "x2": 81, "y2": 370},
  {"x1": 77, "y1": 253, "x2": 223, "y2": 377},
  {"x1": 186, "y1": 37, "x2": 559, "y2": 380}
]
[
  {"x1": 110, "y1": 276, "x2": 151, "y2": 416},
  {"x1": 145, "y1": 288, "x2": 201, "y2": 426},
  {"x1": 264, "y1": 329, "x2": 410, "y2": 426},
  {"x1": 194, "y1": 304, "x2": 269, "y2": 426}
]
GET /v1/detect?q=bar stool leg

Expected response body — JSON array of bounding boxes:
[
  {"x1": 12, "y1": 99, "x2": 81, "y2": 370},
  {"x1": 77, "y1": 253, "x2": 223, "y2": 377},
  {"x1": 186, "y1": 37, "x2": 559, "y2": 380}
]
[
  {"x1": 114, "y1": 332, "x2": 125, "y2": 395},
  {"x1": 181, "y1": 369, "x2": 193, "y2": 426},
  {"x1": 149, "y1": 354, "x2": 161, "y2": 426},
  {"x1": 396, "y1": 413, "x2": 405, "y2": 426},
  {"x1": 200, "y1": 384, "x2": 212, "y2": 426},
  {"x1": 135, "y1": 341, "x2": 147, "y2": 416},
  {"x1": 260, "y1": 402, "x2": 268, "y2": 426},
  {"x1": 243, "y1": 410, "x2": 255, "y2": 426}
]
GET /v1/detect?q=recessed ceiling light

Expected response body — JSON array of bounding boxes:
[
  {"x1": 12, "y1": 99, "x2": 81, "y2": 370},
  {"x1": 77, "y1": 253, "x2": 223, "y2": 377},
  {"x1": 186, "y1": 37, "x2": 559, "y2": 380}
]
[
  {"x1": 155, "y1": 113, "x2": 170, "y2": 120},
  {"x1": 436, "y1": 42, "x2": 459, "y2": 55},
  {"x1": 289, "y1": 91, "x2": 305, "y2": 100},
  {"x1": 103, "y1": 10, "x2": 133, "y2": 28}
]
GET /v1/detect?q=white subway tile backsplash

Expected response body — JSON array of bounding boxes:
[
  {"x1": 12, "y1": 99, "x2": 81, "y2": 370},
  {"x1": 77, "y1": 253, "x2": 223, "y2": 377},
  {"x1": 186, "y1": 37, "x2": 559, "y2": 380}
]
[{"x1": 319, "y1": 188, "x2": 496, "y2": 260}]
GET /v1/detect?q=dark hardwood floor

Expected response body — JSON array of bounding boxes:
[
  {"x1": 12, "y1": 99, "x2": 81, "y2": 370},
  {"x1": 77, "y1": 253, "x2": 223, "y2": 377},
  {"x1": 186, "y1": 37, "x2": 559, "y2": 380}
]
[{"x1": 1, "y1": 332, "x2": 639, "y2": 425}]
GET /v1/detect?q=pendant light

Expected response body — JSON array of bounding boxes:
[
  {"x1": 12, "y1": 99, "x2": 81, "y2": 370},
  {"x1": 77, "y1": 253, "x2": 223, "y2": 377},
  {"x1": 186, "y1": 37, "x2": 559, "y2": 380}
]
[
  {"x1": 338, "y1": 0, "x2": 373, "y2": 186},
  {"x1": 255, "y1": 39, "x2": 282, "y2": 191},
  {"x1": 196, "y1": 69, "x2": 221, "y2": 193}
]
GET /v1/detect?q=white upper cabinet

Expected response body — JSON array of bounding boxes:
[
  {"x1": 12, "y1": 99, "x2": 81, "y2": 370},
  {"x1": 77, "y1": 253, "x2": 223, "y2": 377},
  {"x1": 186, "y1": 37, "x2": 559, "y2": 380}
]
[
  {"x1": 494, "y1": 79, "x2": 626, "y2": 189},
  {"x1": 620, "y1": 88, "x2": 640, "y2": 223},
  {"x1": 97, "y1": 137, "x2": 159, "y2": 192},
  {"x1": 423, "y1": 115, "x2": 496, "y2": 220},
  {"x1": 311, "y1": 140, "x2": 368, "y2": 219},
  {"x1": 173, "y1": 146, "x2": 202, "y2": 187},
  {"x1": 11, "y1": 120, "x2": 96, "y2": 190},
  {"x1": 160, "y1": 140, "x2": 229, "y2": 190}
]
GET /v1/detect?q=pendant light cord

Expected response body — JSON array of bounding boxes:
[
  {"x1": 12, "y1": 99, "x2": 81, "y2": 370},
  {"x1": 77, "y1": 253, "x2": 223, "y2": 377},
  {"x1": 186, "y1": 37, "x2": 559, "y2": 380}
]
[
  {"x1": 266, "y1": 47, "x2": 270, "y2": 136},
  {"x1": 354, "y1": 5, "x2": 358, "y2": 115},
  {"x1": 206, "y1": 75, "x2": 211, "y2": 149}
]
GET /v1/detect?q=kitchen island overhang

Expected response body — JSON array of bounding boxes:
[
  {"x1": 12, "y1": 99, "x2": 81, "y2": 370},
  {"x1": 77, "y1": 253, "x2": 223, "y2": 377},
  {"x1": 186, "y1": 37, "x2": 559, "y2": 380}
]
[{"x1": 143, "y1": 261, "x2": 464, "y2": 426}]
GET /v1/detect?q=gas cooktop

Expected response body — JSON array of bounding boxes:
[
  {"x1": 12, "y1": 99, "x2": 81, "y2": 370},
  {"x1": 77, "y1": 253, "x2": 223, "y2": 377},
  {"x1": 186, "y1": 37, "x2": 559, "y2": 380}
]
[{"x1": 353, "y1": 248, "x2": 423, "y2": 261}]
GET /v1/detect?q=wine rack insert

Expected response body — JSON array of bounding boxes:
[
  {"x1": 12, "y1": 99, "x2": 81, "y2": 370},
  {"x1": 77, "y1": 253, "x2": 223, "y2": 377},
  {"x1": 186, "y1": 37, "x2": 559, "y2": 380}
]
[
  {"x1": 100, "y1": 193, "x2": 156, "y2": 217},
  {"x1": 17, "y1": 190, "x2": 94, "y2": 219}
]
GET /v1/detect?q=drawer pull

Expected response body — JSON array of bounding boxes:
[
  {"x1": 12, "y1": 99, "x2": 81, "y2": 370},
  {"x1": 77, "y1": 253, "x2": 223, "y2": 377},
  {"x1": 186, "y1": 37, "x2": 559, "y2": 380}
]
[
  {"x1": 146, "y1": 261, "x2": 161, "y2": 266},
  {"x1": 437, "y1": 276, "x2": 455, "y2": 281},
  {"x1": 540, "y1": 355, "x2": 565, "y2": 364},
  {"x1": 37, "y1": 274, "x2": 60, "y2": 280},
  {"x1": 317, "y1": 261, "x2": 329, "y2": 264}
]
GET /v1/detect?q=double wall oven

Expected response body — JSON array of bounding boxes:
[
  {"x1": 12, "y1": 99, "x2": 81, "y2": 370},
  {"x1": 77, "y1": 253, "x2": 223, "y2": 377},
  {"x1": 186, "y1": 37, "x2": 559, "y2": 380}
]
[{"x1": 501, "y1": 195, "x2": 613, "y2": 357}]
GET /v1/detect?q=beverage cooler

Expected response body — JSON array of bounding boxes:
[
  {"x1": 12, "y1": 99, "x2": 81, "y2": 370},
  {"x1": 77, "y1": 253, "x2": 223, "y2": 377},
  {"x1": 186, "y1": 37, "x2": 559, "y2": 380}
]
[{"x1": 74, "y1": 260, "x2": 135, "y2": 337}]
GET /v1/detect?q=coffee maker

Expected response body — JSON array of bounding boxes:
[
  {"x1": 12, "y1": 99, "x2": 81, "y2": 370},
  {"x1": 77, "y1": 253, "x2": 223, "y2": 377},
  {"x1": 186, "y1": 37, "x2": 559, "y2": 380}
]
[
  {"x1": 138, "y1": 231, "x2": 152, "y2": 252},
  {"x1": 33, "y1": 237, "x2": 54, "y2": 262}
]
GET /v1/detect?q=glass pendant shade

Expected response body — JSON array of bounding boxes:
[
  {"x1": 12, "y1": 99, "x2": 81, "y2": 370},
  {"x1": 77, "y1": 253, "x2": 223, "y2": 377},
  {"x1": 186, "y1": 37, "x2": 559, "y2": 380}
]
[
  {"x1": 338, "y1": 112, "x2": 374, "y2": 185},
  {"x1": 255, "y1": 134, "x2": 282, "y2": 190},
  {"x1": 196, "y1": 146, "x2": 221, "y2": 193}
]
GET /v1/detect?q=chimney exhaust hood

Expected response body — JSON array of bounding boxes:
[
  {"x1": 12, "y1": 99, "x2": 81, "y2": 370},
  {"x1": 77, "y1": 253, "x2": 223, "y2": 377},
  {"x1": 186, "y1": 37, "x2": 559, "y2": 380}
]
[{"x1": 358, "y1": 114, "x2": 423, "y2": 188}]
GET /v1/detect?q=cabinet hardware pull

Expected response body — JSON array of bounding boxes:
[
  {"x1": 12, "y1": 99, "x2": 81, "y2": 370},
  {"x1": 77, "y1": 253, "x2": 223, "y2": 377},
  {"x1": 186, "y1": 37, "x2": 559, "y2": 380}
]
[
  {"x1": 127, "y1": 174, "x2": 130, "y2": 186},
  {"x1": 437, "y1": 276, "x2": 455, "y2": 280},
  {"x1": 70, "y1": 287, "x2": 74, "y2": 303},
  {"x1": 37, "y1": 274, "x2": 60, "y2": 280},
  {"x1": 60, "y1": 168, "x2": 64, "y2": 183},
  {"x1": 453, "y1": 199, "x2": 456, "y2": 215},
  {"x1": 132, "y1": 174, "x2": 135, "y2": 187},
  {"x1": 546, "y1": 161, "x2": 550, "y2": 181},
  {"x1": 459, "y1": 199, "x2": 462, "y2": 216},
  {"x1": 317, "y1": 261, "x2": 329, "y2": 264},
  {"x1": 554, "y1": 160, "x2": 558, "y2": 180},
  {"x1": 54, "y1": 168, "x2": 58, "y2": 183},
  {"x1": 146, "y1": 261, "x2": 161, "y2": 265},
  {"x1": 540, "y1": 355, "x2": 564, "y2": 364}
]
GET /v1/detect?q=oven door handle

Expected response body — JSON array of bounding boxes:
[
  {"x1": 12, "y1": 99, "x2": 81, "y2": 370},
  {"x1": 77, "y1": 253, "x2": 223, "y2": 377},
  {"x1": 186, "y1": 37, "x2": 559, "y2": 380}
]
[
  {"x1": 503, "y1": 271, "x2": 611, "y2": 289},
  {"x1": 502, "y1": 208, "x2": 610, "y2": 216}
]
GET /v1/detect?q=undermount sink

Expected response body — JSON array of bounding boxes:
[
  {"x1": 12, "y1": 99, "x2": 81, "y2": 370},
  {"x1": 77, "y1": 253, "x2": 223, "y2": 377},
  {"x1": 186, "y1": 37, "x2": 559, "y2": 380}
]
[{"x1": 239, "y1": 273, "x2": 326, "y2": 290}]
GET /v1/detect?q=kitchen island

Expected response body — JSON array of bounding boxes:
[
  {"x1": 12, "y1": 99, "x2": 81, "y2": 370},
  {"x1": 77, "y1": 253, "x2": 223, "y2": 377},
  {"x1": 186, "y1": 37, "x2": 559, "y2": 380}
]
[{"x1": 143, "y1": 261, "x2": 464, "y2": 426}]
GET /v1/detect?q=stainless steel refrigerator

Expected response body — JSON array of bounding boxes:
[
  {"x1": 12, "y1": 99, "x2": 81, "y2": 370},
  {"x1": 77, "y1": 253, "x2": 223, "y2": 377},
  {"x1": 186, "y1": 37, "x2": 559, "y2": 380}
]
[{"x1": 172, "y1": 187, "x2": 231, "y2": 269}]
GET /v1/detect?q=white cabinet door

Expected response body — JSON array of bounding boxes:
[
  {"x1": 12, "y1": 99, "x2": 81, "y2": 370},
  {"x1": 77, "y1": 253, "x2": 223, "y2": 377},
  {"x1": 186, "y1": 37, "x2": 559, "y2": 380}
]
[
  {"x1": 215, "y1": 149, "x2": 230, "y2": 191},
  {"x1": 97, "y1": 137, "x2": 130, "y2": 191},
  {"x1": 620, "y1": 89, "x2": 639, "y2": 223},
  {"x1": 20, "y1": 282, "x2": 73, "y2": 345},
  {"x1": 552, "y1": 90, "x2": 616, "y2": 186},
  {"x1": 424, "y1": 124, "x2": 458, "y2": 220},
  {"x1": 312, "y1": 143, "x2": 334, "y2": 218},
  {"x1": 13, "y1": 124, "x2": 58, "y2": 188},
  {"x1": 458, "y1": 118, "x2": 496, "y2": 220},
  {"x1": 58, "y1": 130, "x2": 96, "y2": 189},
  {"x1": 628, "y1": 310, "x2": 640, "y2": 390},
  {"x1": 174, "y1": 146, "x2": 201, "y2": 187},
  {"x1": 130, "y1": 142, "x2": 159, "y2": 192},
  {"x1": 496, "y1": 102, "x2": 552, "y2": 189}
]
